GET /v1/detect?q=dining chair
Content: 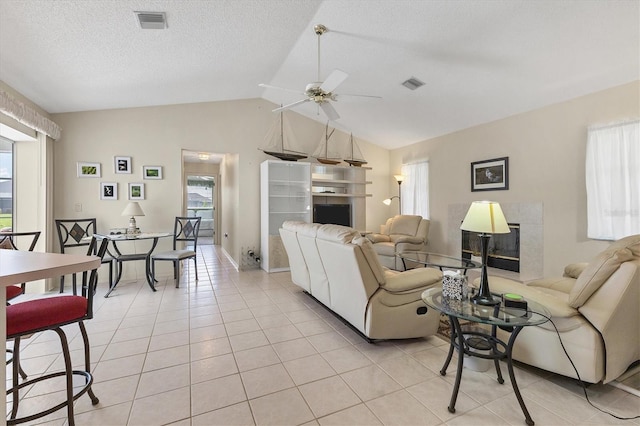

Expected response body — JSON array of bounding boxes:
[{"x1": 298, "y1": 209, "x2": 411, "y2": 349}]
[
  {"x1": 151, "y1": 216, "x2": 201, "y2": 288},
  {"x1": 55, "y1": 218, "x2": 113, "y2": 294},
  {"x1": 6, "y1": 236, "x2": 108, "y2": 425},
  {"x1": 0, "y1": 230, "x2": 41, "y2": 301},
  {"x1": 1, "y1": 230, "x2": 40, "y2": 381}
]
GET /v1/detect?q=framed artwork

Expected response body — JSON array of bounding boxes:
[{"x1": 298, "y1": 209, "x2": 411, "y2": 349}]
[
  {"x1": 143, "y1": 165, "x2": 163, "y2": 180},
  {"x1": 100, "y1": 182, "x2": 118, "y2": 200},
  {"x1": 77, "y1": 162, "x2": 101, "y2": 178},
  {"x1": 114, "y1": 156, "x2": 132, "y2": 174},
  {"x1": 471, "y1": 157, "x2": 509, "y2": 192},
  {"x1": 128, "y1": 183, "x2": 145, "y2": 200}
]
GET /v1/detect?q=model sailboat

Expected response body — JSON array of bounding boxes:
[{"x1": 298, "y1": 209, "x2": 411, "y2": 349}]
[
  {"x1": 312, "y1": 122, "x2": 342, "y2": 165},
  {"x1": 343, "y1": 133, "x2": 367, "y2": 167},
  {"x1": 260, "y1": 110, "x2": 307, "y2": 161}
]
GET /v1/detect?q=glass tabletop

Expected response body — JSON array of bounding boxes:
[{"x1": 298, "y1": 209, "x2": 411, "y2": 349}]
[
  {"x1": 397, "y1": 252, "x2": 482, "y2": 270},
  {"x1": 422, "y1": 289, "x2": 550, "y2": 328},
  {"x1": 94, "y1": 232, "x2": 173, "y2": 241}
]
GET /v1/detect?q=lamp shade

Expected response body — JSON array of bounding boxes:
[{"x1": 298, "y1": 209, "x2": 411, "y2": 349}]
[
  {"x1": 394, "y1": 174, "x2": 404, "y2": 183},
  {"x1": 121, "y1": 202, "x2": 145, "y2": 217},
  {"x1": 460, "y1": 201, "x2": 510, "y2": 234}
]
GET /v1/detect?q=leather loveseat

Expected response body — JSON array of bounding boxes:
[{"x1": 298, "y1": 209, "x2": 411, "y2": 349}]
[
  {"x1": 366, "y1": 215, "x2": 430, "y2": 270},
  {"x1": 279, "y1": 221, "x2": 443, "y2": 341},
  {"x1": 486, "y1": 234, "x2": 640, "y2": 384}
]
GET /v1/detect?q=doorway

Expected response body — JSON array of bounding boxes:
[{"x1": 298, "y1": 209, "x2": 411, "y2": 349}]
[
  {"x1": 187, "y1": 175, "x2": 215, "y2": 245},
  {"x1": 182, "y1": 150, "x2": 223, "y2": 245}
]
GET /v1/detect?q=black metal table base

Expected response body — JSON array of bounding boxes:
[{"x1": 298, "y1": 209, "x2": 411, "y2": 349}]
[
  {"x1": 440, "y1": 315, "x2": 535, "y2": 426},
  {"x1": 104, "y1": 238, "x2": 160, "y2": 297}
]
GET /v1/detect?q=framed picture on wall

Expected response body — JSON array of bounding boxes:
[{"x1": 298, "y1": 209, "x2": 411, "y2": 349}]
[
  {"x1": 471, "y1": 157, "x2": 509, "y2": 192},
  {"x1": 114, "y1": 156, "x2": 132, "y2": 174},
  {"x1": 128, "y1": 183, "x2": 145, "y2": 200},
  {"x1": 77, "y1": 162, "x2": 101, "y2": 178},
  {"x1": 100, "y1": 182, "x2": 118, "y2": 200},
  {"x1": 143, "y1": 166, "x2": 163, "y2": 180}
]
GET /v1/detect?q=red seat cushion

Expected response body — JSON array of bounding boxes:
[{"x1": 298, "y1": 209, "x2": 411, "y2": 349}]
[
  {"x1": 7, "y1": 296, "x2": 87, "y2": 337},
  {"x1": 6, "y1": 285, "x2": 23, "y2": 301}
]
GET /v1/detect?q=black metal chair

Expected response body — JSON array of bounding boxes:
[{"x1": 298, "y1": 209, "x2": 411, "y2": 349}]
[
  {"x1": 151, "y1": 217, "x2": 201, "y2": 288},
  {"x1": 1, "y1": 230, "x2": 41, "y2": 381},
  {"x1": 55, "y1": 218, "x2": 113, "y2": 294},
  {"x1": 0, "y1": 230, "x2": 41, "y2": 300},
  {"x1": 6, "y1": 237, "x2": 108, "y2": 425}
]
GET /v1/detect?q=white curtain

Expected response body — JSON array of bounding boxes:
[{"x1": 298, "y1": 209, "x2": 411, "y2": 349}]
[
  {"x1": 586, "y1": 120, "x2": 640, "y2": 240},
  {"x1": 401, "y1": 161, "x2": 430, "y2": 218}
]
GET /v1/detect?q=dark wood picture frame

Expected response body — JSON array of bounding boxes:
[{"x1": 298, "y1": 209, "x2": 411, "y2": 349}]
[{"x1": 471, "y1": 157, "x2": 509, "y2": 192}]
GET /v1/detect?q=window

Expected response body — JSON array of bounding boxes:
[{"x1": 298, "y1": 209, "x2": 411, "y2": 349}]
[
  {"x1": 0, "y1": 137, "x2": 13, "y2": 229},
  {"x1": 400, "y1": 161, "x2": 429, "y2": 218},
  {"x1": 586, "y1": 120, "x2": 640, "y2": 240}
]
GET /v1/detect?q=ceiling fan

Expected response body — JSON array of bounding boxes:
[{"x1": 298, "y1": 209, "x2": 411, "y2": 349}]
[{"x1": 259, "y1": 24, "x2": 380, "y2": 121}]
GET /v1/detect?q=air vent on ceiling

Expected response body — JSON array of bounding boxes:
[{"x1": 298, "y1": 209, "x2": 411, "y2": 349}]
[
  {"x1": 135, "y1": 11, "x2": 167, "y2": 30},
  {"x1": 401, "y1": 77, "x2": 425, "y2": 90}
]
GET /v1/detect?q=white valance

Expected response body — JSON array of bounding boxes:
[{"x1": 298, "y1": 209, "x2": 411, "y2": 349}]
[{"x1": 0, "y1": 89, "x2": 61, "y2": 140}]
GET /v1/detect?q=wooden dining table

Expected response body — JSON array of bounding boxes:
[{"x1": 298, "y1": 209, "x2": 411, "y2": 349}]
[{"x1": 0, "y1": 249, "x2": 101, "y2": 419}]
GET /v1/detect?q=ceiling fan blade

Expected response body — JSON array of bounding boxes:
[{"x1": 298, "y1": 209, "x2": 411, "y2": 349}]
[
  {"x1": 320, "y1": 69, "x2": 348, "y2": 93},
  {"x1": 272, "y1": 98, "x2": 310, "y2": 113},
  {"x1": 320, "y1": 102, "x2": 340, "y2": 121},
  {"x1": 334, "y1": 93, "x2": 382, "y2": 101},
  {"x1": 258, "y1": 83, "x2": 305, "y2": 95}
]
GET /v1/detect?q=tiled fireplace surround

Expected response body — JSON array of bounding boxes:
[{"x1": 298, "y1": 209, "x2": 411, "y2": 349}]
[{"x1": 448, "y1": 202, "x2": 544, "y2": 282}]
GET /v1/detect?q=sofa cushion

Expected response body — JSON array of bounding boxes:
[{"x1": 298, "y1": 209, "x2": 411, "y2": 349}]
[
  {"x1": 568, "y1": 234, "x2": 640, "y2": 308},
  {"x1": 372, "y1": 241, "x2": 395, "y2": 257},
  {"x1": 388, "y1": 215, "x2": 422, "y2": 236},
  {"x1": 366, "y1": 233, "x2": 390, "y2": 243},
  {"x1": 316, "y1": 224, "x2": 359, "y2": 243}
]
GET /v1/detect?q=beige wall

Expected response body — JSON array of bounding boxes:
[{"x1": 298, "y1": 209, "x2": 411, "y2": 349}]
[
  {"x1": 390, "y1": 80, "x2": 640, "y2": 277},
  {"x1": 51, "y1": 98, "x2": 389, "y2": 273}
]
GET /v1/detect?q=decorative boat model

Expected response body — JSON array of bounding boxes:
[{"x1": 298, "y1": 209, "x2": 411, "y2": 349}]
[
  {"x1": 343, "y1": 133, "x2": 367, "y2": 167},
  {"x1": 260, "y1": 110, "x2": 307, "y2": 161},
  {"x1": 313, "y1": 122, "x2": 341, "y2": 165}
]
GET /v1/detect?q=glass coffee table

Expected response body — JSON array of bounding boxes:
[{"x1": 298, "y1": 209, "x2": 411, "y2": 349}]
[
  {"x1": 422, "y1": 289, "x2": 551, "y2": 425},
  {"x1": 397, "y1": 251, "x2": 481, "y2": 275}
]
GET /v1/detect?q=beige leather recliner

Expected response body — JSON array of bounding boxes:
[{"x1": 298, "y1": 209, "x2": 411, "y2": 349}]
[
  {"x1": 279, "y1": 221, "x2": 443, "y2": 340},
  {"x1": 486, "y1": 234, "x2": 640, "y2": 384},
  {"x1": 366, "y1": 215, "x2": 430, "y2": 271}
]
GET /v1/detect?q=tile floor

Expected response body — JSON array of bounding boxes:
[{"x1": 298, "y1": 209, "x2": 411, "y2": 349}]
[{"x1": 6, "y1": 245, "x2": 640, "y2": 425}]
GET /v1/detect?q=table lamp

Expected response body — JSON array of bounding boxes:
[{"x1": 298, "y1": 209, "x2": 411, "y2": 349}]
[
  {"x1": 122, "y1": 202, "x2": 145, "y2": 235},
  {"x1": 460, "y1": 201, "x2": 510, "y2": 305}
]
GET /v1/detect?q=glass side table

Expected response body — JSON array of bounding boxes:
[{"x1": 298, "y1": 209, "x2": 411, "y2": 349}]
[
  {"x1": 397, "y1": 251, "x2": 481, "y2": 275},
  {"x1": 422, "y1": 289, "x2": 551, "y2": 426}
]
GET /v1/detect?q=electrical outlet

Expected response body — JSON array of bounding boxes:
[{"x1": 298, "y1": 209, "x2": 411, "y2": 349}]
[{"x1": 74, "y1": 203, "x2": 82, "y2": 212}]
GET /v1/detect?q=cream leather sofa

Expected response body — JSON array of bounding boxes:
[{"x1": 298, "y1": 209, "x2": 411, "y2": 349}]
[
  {"x1": 279, "y1": 221, "x2": 443, "y2": 340},
  {"x1": 366, "y1": 215, "x2": 430, "y2": 270},
  {"x1": 486, "y1": 234, "x2": 640, "y2": 384}
]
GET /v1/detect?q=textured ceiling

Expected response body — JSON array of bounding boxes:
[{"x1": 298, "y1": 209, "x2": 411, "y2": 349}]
[{"x1": 1, "y1": 0, "x2": 638, "y2": 149}]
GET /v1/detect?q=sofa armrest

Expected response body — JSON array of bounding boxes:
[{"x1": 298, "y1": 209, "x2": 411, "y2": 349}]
[
  {"x1": 367, "y1": 233, "x2": 391, "y2": 243},
  {"x1": 383, "y1": 268, "x2": 442, "y2": 293},
  {"x1": 487, "y1": 277, "x2": 579, "y2": 318},
  {"x1": 563, "y1": 262, "x2": 589, "y2": 279},
  {"x1": 390, "y1": 235, "x2": 424, "y2": 244}
]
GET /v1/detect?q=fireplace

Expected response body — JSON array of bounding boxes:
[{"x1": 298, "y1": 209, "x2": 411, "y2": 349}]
[{"x1": 461, "y1": 224, "x2": 520, "y2": 272}]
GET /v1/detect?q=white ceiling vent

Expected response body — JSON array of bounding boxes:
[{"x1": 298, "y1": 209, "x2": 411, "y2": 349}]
[
  {"x1": 401, "y1": 77, "x2": 425, "y2": 90},
  {"x1": 135, "y1": 11, "x2": 167, "y2": 30}
]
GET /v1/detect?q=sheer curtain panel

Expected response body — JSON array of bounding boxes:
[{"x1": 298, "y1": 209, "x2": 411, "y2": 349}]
[
  {"x1": 401, "y1": 161, "x2": 430, "y2": 218},
  {"x1": 586, "y1": 120, "x2": 640, "y2": 240}
]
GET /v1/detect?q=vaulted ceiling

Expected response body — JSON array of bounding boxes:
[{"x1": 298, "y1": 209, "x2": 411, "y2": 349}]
[{"x1": 1, "y1": 0, "x2": 638, "y2": 149}]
